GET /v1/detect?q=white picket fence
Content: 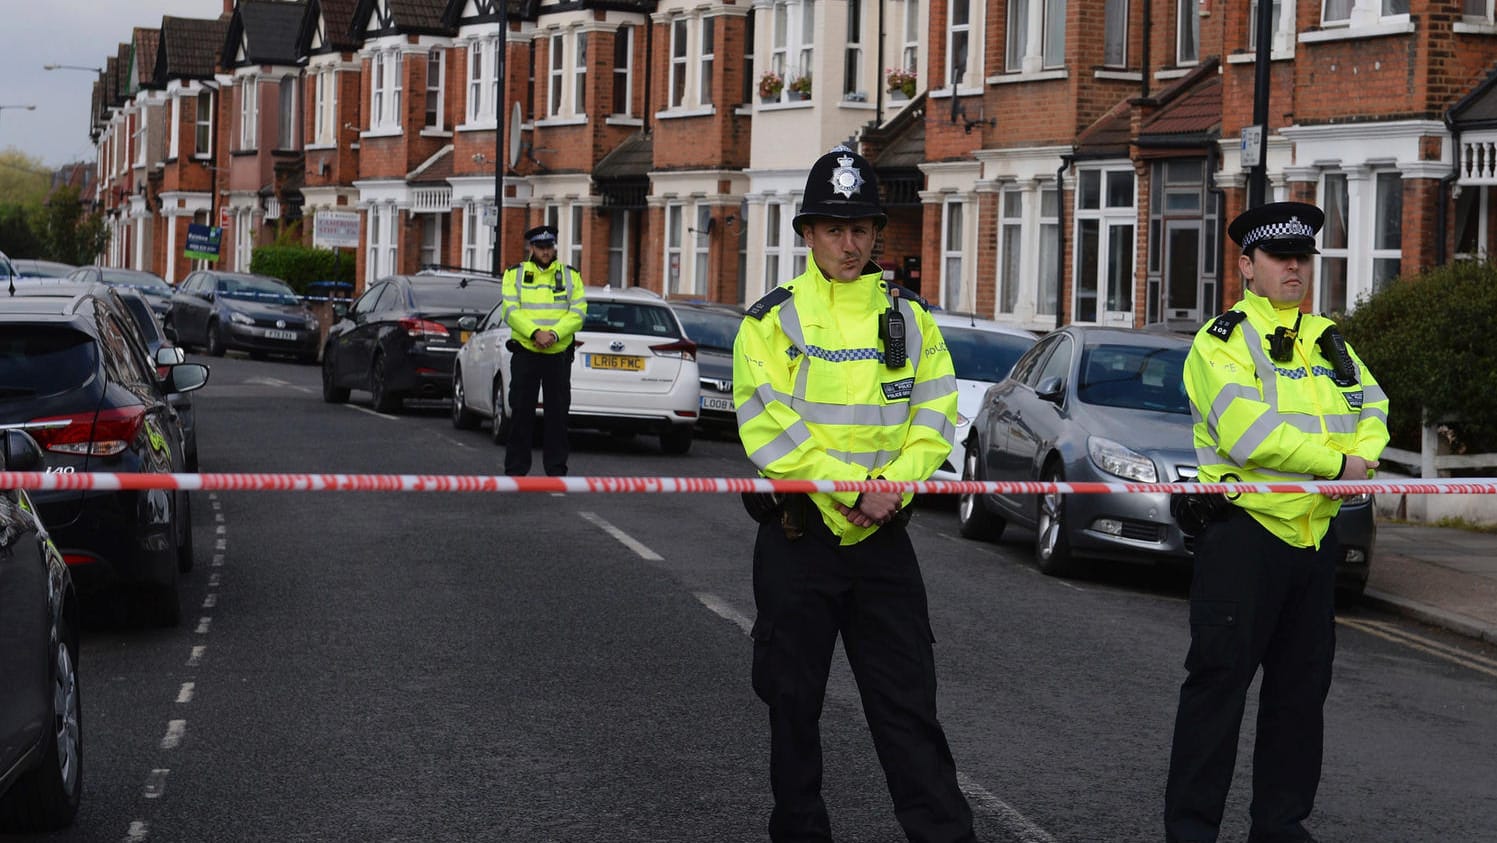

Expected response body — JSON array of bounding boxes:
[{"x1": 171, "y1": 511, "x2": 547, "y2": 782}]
[{"x1": 1377, "y1": 422, "x2": 1497, "y2": 526}]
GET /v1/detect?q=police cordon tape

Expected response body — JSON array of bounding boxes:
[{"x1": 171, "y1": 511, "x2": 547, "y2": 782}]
[{"x1": 2, "y1": 472, "x2": 1496, "y2": 496}]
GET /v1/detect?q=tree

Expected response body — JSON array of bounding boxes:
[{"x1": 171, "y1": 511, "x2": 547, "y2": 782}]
[
  {"x1": 0, "y1": 149, "x2": 50, "y2": 207},
  {"x1": 36, "y1": 186, "x2": 106, "y2": 265}
]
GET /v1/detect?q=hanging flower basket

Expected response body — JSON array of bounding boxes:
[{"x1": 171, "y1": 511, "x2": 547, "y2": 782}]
[
  {"x1": 886, "y1": 67, "x2": 917, "y2": 99},
  {"x1": 758, "y1": 71, "x2": 785, "y2": 101}
]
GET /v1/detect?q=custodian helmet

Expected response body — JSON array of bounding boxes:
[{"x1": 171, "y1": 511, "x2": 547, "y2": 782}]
[{"x1": 791, "y1": 145, "x2": 887, "y2": 235}]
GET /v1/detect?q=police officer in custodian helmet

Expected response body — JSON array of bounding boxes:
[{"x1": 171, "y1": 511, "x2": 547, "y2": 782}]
[
  {"x1": 733, "y1": 146, "x2": 976, "y2": 842},
  {"x1": 1164, "y1": 201, "x2": 1389, "y2": 842}
]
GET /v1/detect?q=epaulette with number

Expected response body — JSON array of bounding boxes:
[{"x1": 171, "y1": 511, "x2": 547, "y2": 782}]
[
  {"x1": 1206, "y1": 310, "x2": 1247, "y2": 341},
  {"x1": 887, "y1": 283, "x2": 930, "y2": 311},
  {"x1": 746, "y1": 286, "x2": 793, "y2": 320}
]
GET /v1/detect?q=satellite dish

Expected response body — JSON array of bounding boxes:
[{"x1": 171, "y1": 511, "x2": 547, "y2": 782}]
[{"x1": 508, "y1": 103, "x2": 522, "y2": 168}]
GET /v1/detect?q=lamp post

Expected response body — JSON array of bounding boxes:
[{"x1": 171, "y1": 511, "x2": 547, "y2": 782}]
[
  {"x1": 0, "y1": 104, "x2": 37, "y2": 135},
  {"x1": 44, "y1": 64, "x2": 103, "y2": 73},
  {"x1": 493, "y1": 2, "x2": 509, "y2": 277}
]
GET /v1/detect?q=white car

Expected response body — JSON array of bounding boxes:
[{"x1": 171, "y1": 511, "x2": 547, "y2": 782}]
[
  {"x1": 929, "y1": 312, "x2": 1039, "y2": 481},
  {"x1": 451, "y1": 285, "x2": 701, "y2": 454}
]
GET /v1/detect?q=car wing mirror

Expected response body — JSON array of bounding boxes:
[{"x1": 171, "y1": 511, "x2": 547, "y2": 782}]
[
  {"x1": 0, "y1": 429, "x2": 46, "y2": 473},
  {"x1": 155, "y1": 346, "x2": 187, "y2": 366},
  {"x1": 458, "y1": 315, "x2": 478, "y2": 331},
  {"x1": 163, "y1": 363, "x2": 211, "y2": 395},
  {"x1": 1035, "y1": 376, "x2": 1065, "y2": 405}
]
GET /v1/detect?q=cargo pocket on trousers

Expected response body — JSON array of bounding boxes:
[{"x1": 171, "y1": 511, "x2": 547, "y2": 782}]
[
  {"x1": 1185, "y1": 599, "x2": 1242, "y2": 675},
  {"x1": 750, "y1": 617, "x2": 774, "y2": 704}
]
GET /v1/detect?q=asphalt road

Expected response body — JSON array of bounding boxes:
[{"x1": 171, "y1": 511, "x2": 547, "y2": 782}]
[{"x1": 24, "y1": 354, "x2": 1497, "y2": 842}]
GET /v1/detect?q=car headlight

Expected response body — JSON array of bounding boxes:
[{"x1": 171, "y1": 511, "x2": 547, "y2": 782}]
[
  {"x1": 228, "y1": 311, "x2": 254, "y2": 326},
  {"x1": 1087, "y1": 436, "x2": 1158, "y2": 483}
]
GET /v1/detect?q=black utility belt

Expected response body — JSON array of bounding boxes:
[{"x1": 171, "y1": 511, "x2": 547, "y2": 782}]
[{"x1": 1170, "y1": 492, "x2": 1241, "y2": 538}]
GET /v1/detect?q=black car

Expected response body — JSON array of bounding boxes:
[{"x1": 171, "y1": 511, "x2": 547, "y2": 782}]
[
  {"x1": 166, "y1": 270, "x2": 320, "y2": 362},
  {"x1": 670, "y1": 302, "x2": 744, "y2": 434},
  {"x1": 114, "y1": 286, "x2": 199, "y2": 472},
  {"x1": 0, "y1": 429, "x2": 82, "y2": 832},
  {"x1": 0, "y1": 282, "x2": 209, "y2": 626},
  {"x1": 323, "y1": 270, "x2": 505, "y2": 413},
  {"x1": 66, "y1": 266, "x2": 174, "y2": 320}
]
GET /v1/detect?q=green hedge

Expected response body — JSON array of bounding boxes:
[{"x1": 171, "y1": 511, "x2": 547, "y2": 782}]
[
  {"x1": 1338, "y1": 260, "x2": 1497, "y2": 456},
  {"x1": 249, "y1": 245, "x2": 355, "y2": 295}
]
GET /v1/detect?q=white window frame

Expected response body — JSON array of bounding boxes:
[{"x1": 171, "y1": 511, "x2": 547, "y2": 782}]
[
  {"x1": 235, "y1": 209, "x2": 253, "y2": 272},
  {"x1": 997, "y1": 188, "x2": 1024, "y2": 314},
  {"x1": 426, "y1": 48, "x2": 445, "y2": 130},
  {"x1": 313, "y1": 67, "x2": 337, "y2": 145},
  {"x1": 951, "y1": 0, "x2": 973, "y2": 84},
  {"x1": 1245, "y1": 0, "x2": 1299, "y2": 57},
  {"x1": 1038, "y1": 187, "x2": 1060, "y2": 317},
  {"x1": 239, "y1": 76, "x2": 258, "y2": 151},
  {"x1": 941, "y1": 199, "x2": 968, "y2": 311},
  {"x1": 1315, "y1": 168, "x2": 1403, "y2": 313},
  {"x1": 133, "y1": 108, "x2": 148, "y2": 167},
  {"x1": 420, "y1": 216, "x2": 441, "y2": 268},
  {"x1": 666, "y1": 203, "x2": 685, "y2": 293},
  {"x1": 763, "y1": 200, "x2": 808, "y2": 285},
  {"x1": 1177, "y1": 0, "x2": 1200, "y2": 65},
  {"x1": 1103, "y1": 0, "x2": 1128, "y2": 67},
  {"x1": 573, "y1": 31, "x2": 588, "y2": 114},
  {"x1": 467, "y1": 39, "x2": 489, "y2": 124},
  {"x1": 370, "y1": 50, "x2": 403, "y2": 131},
  {"x1": 1004, "y1": 0, "x2": 1060, "y2": 75},
  {"x1": 549, "y1": 33, "x2": 565, "y2": 117},
  {"x1": 671, "y1": 19, "x2": 689, "y2": 108},
  {"x1": 1462, "y1": 0, "x2": 1493, "y2": 24},
  {"x1": 692, "y1": 205, "x2": 711, "y2": 296},
  {"x1": 463, "y1": 203, "x2": 480, "y2": 269},
  {"x1": 168, "y1": 96, "x2": 181, "y2": 160},
  {"x1": 278, "y1": 76, "x2": 299, "y2": 150},
  {"x1": 699, "y1": 17, "x2": 715, "y2": 106},
  {"x1": 769, "y1": 0, "x2": 816, "y2": 96},
  {"x1": 1321, "y1": 0, "x2": 1408, "y2": 27},
  {"x1": 613, "y1": 26, "x2": 634, "y2": 116},
  {"x1": 844, "y1": 0, "x2": 862, "y2": 98},
  {"x1": 569, "y1": 204, "x2": 584, "y2": 269},
  {"x1": 1072, "y1": 164, "x2": 1137, "y2": 323},
  {"x1": 607, "y1": 210, "x2": 631, "y2": 286},
  {"x1": 901, "y1": 0, "x2": 920, "y2": 71},
  {"x1": 195, "y1": 91, "x2": 214, "y2": 158}
]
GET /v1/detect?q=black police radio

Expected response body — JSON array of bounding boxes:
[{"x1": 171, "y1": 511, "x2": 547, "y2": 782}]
[
  {"x1": 1266, "y1": 312, "x2": 1303, "y2": 363},
  {"x1": 1316, "y1": 327, "x2": 1359, "y2": 386},
  {"x1": 880, "y1": 289, "x2": 907, "y2": 369}
]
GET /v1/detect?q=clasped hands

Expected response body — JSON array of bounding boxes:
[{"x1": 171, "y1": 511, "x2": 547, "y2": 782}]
[
  {"x1": 530, "y1": 329, "x2": 560, "y2": 349},
  {"x1": 836, "y1": 490, "x2": 903, "y2": 528},
  {"x1": 1325, "y1": 455, "x2": 1379, "y2": 501}
]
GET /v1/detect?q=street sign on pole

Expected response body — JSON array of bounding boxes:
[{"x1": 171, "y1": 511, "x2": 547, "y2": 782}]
[{"x1": 1241, "y1": 125, "x2": 1263, "y2": 169}]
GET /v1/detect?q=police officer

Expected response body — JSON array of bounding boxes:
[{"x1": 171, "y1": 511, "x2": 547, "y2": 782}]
[
  {"x1": 1164, "y1": 201, "x2": 1390, "y2": 843},
  {"x1": 499, "y1": 224, "x2": 587, "y2": 477},
  {"x1": 734, "y1": 146, "x2": 975, "y2": 843}
]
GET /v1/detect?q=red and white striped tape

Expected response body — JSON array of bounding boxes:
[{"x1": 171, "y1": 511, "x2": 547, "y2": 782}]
[{"x1": 1, "y1": 472, "x2": 1495, "y2": 496}]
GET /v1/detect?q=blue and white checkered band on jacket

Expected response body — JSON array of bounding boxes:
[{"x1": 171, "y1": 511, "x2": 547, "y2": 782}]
[{"x1": 1241, "y1": 218, "x2": 1316, "y2": 250}]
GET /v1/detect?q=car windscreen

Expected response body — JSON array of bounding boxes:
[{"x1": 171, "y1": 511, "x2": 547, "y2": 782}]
[
  {"x1": 218, "y1": 277, "x2": 299, "y2": 304},
  {"x1": 1076, "y1": 344, "x2": 1191, "y2": 414},
  {"x1": 943, "y1": 327, "x2": 1035, "y2": 383},
  {"x1": 583, "y1": 302, "x2": 682, "y2": 338},
  {"x1": 409, "y1": 280, "x2": 505, "y2": 312},
  {"x1": 0, "y1": 327, "x2": 98, "y2": 400},
  {"x1": 674, "y1": 309, "x2": 741, "y2": 351},
  {"x1": 102, "y1": 270, "x2": 172, "y2": 294}
]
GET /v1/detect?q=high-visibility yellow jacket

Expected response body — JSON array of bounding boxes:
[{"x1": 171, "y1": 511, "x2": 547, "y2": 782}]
[
  {"x1": 499, "y1": 259, "x2": 587, "y2": 354},
  {"x1": 1183, "y1": 290, "x2": 1389, "y2": 548},
  {"x1": 733, "y1": 258, "x2": 958, "y2": 545}
]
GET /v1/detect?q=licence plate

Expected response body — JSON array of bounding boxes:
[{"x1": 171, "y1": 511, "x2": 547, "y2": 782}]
[
  {"x1": 265, "y1": 329, "x2": 297, "y2": 341},
  {"x1": 587, "y1": 353, "x2": 644, "y2": 371},
  {"x1": 701, "y1": 396, "x2": 734, "y2": 412},
  {"x1": 459, "y1": 330, "x2": 472, "y2": 344}
]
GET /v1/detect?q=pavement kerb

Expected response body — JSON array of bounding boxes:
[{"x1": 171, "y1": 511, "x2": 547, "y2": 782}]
[{"x1": 1359, "y1": 587, "x2": 1497, "y2": 646}]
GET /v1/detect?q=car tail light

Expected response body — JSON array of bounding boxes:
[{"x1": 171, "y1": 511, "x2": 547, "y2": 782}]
[
  {"x1": 399, "y1": 318, "x2": 450, "y2": 339},
  {"x1": 63, "y1": 552, "x2": 100, "y2": 567},
  {"x1": 649, "y1": 339, "x2": 697, "y2": 361},
  {"x1": 29, "y1": 406, "x2": 145, "y2": 456}
]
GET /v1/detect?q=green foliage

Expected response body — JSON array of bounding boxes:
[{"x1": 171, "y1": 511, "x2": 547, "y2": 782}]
[
  {"x1": 1338, "y1": 260, "x2": 1497, "y2": 454},
  {"x1": 0, "y1": 150, "x2": 49, "y2": 207},
  {"x1": 249, "y1": 244, "x2": 355, "y2": 295},
  {"x1": 0, "y1": 204, "x2": 41, "y2": 258},
  {"x1": 36, "y1": 186, "x2": 106, "y2": 265}
]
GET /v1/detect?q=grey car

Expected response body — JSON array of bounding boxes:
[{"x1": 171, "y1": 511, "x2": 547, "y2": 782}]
[
  {"x1": 669, "y1": 302, "x2": 744, "y2": 435},
  {"x1": 956, "y1": 325, "x2": 1374, "y2": 597},
  {"x1": 166, "y1": 271, "x2": 319, "y2": 362}
]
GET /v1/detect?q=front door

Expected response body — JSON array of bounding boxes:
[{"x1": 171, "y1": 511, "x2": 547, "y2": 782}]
[{"x1": 1163, "y1": 220, "x2": 1202, "y2": 322}]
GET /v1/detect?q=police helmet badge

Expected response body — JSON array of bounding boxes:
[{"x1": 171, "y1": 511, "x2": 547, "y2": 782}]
[{"x1": 829, "y1": 152, "x2": 865, "y2": 199}]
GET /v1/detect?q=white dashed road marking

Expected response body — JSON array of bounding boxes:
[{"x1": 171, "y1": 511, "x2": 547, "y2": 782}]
[
  {"x1": 176, "y1": 683, "x2": 194, "y2": 704},
  {"x1": 123, "y1": 820, "x2": 149, "y2": 842},
  {"x1": 160, "y1": 720, "x2": 186, "y2": 750},
  {"x1": 142, "y1": 769, "x2": 169, "y2": 799},
  {"x1": 579, "y1": 511, "x2": 663, "y2": 560},
  {"x1": 186, "y1": 645, "x2": 206, "y2": 668},
  {"x1": 345, "y1": 404, "x2": 399, "y2": 421},
  {"x1": 695, "y1": 592, "x2": 754, "y2": 635}
]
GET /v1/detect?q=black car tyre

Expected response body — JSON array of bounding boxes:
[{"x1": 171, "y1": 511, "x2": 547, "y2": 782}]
[
  {"x1": 205, "y1": 320, "x2": 226, "y2": 357},
  {"x1": 1035, "y1": 463, "x2": 1083, "y2": 578},
  {"x1": 659, "y1": 425, "x2": 693, "y2": 455},
  {"x1": 370, "y1": 355, "x2": 401, "y2": 414},
  {"x1": 322, "y1": 352, "x2": 349, "y2": 403},
  {"x1": 958, "y1": 441, "x2": 1006, "y2": 541},
  {"x1": 177, "y1": 493, "x2": 194, "y2": 573},
  {"x1": 0, "y1": 620, "x2": 82, "y2": 832},
  {"x1": 490, "y1": 380, "x2": 511, "y2": 445},
  {"x1": 451, "y1": 369, "x2": 480, "y2": 430}
]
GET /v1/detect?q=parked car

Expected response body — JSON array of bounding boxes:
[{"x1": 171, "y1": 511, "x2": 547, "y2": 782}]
[
  {"x1": 322, "y1": 270, "x2": 506, "y2": 413},
  {"x1": 0, "y1": 430, "x2": 82, "y2": 832},
  {"x1": 166, "y1": 270, "x2": 319, "y2": 362},
  {"x1": 66, "y1": 266, "x2": 173, "y2": 320},
  {"x1": 0, "y1": 282, "x2": 209, "y2": 626},
  {"x1": 669, "y1": 302, "x2": 744, "y2": 434},
  {"x1": 0, "y1": 250, "x2": 14, "y2": 280},
  {"x1": 113, "y1": 286, "x2": 198, "y2": 472},
  {"x1": 11, "y1": 260, "x2": 75, "y2": 279},
  {"x1": 452, "y1": 285, "x2": 700, "y2": 454},
  {"x1": 929, "y1": 312, "x2": 1040, "y2": 482},
  {"x1": 955, "y1": 325, "x2": 1374, "y2": 597}
]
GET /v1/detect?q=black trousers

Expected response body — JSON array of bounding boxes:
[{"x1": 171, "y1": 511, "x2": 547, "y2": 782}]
[
  {"x1": 504, "y1": 346, "x2": 572, "y2": 477},
  {"x1": 1164, "y1": 510, "x2": 1339, "y2": 843},
  {"x1": 750, "y1": 515, "x2": 974, "y2": 843}
]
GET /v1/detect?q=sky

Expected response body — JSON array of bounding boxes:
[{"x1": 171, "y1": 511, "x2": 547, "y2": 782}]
[{"x1": 0, "y1": 0, "x2": 229, "y2": 170}]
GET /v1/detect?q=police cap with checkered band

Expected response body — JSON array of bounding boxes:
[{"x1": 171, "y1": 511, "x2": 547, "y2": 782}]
[
  {"x1": 792, "y1": 145, "x2": 888, "y2": 236},
  {"x1": 1228, "y1": 201, "x2": 1324, "y2": 256}
]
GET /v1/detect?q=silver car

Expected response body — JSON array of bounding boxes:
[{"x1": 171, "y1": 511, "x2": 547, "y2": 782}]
[{"x1": 956, "y1": 325, "x2": 1374, "y2": 597}]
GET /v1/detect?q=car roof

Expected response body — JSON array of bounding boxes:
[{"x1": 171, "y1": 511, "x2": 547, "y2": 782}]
[
  {"x1": 932, "y1": 311, "x2": 1040, "y2": 339},
  {"x1": 586, "y1": 285, "x2": 675, "y2": 304},
  {"x1": 1065, "y1": 324, "x2": 1193, "y2": 348}
]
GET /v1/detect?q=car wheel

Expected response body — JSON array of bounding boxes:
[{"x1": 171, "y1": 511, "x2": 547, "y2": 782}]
[
  {"x1": 205, "y1": 320, "x2": 226, "y2": 357},
  {"x1": 1035, "y1": 463, "x2": 1084, "y2": 578},
  {"x1": 370, "y1": 355, "x2": 402, "y2": 414},
  {"x1": 451, "y1": 369, "x2": 480, "y2": 430},
  {"x1": 0, "y1": 619, "x2": 81, "y2": 832},
  {"x1": 177, "y1": 493, "x2": 194, "y2": 573},
  {"x1": 659, "y1": 425, "x2": 693, "y2": 455},
  {"x1": 490, "y1": 379, "x2": 511, "y2": 446},
  {"x1": 957, "y1": 441, "x2": 1006, "y2": 541},
  {"x1": 322, "y1": 351, "x2": 349, "y2": 403}
]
